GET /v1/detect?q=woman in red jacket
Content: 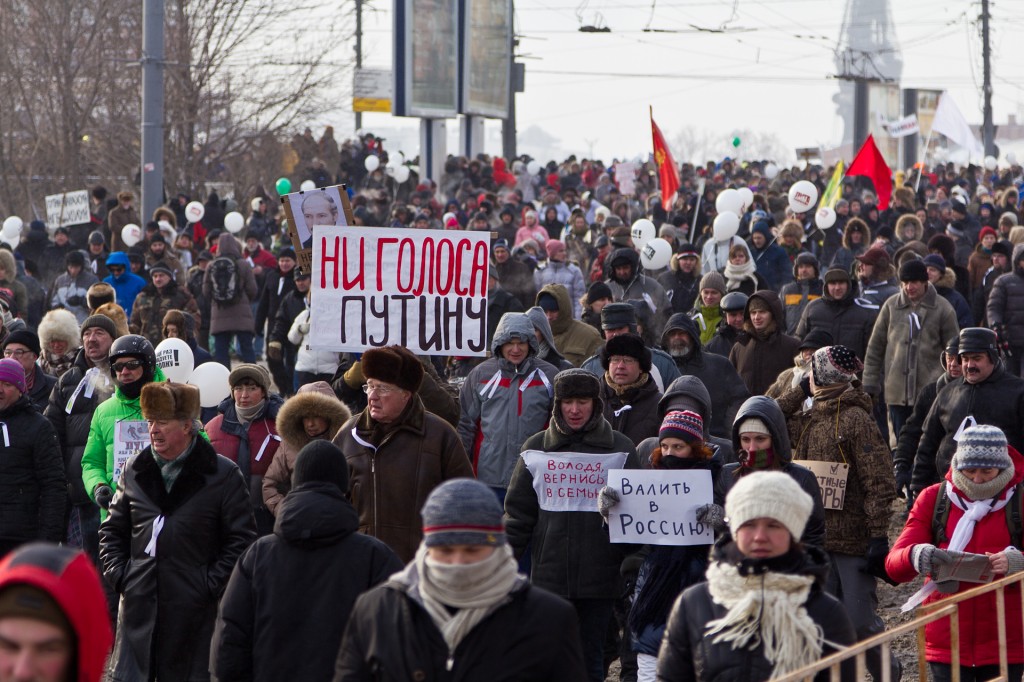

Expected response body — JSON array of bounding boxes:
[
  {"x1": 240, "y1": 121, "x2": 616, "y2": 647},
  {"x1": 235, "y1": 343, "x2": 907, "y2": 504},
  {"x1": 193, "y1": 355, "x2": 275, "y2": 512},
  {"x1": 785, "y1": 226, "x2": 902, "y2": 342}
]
[{"x1": 887, "y1": 425, "x2": 1024, "y2": 682}]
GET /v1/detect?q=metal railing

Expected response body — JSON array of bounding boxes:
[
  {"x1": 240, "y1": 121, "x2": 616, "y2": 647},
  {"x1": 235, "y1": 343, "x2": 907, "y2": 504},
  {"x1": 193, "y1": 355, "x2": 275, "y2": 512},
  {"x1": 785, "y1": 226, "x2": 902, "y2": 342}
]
[{"x1": 772, "y1": 571, "x2": 1024, "y2": 682}]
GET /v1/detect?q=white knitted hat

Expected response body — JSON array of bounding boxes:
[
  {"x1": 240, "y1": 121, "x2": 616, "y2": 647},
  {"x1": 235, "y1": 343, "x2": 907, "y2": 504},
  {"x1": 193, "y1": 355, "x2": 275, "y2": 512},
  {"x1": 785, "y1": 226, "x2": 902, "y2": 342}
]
[{"x1": 726, "y1": 471, "x2": 814, "y2": 540}]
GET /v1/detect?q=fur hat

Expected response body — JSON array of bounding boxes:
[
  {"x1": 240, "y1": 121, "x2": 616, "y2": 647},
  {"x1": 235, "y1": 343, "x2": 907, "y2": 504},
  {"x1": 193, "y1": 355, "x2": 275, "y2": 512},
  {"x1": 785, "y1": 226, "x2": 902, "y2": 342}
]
[
  {"x1": 601, "y1": 333, "x2": 652, "y2": 372},
  {"x1": 161, "y1": 310, "x2": 188, "y2": 339},
  {"x1": 898, "y1": 259, "x2": 929, "y2": 283},
  {"x1": 725, "y1": 470, "x2": 814, "y2": 540},
  {"x1": 86, "y1": 282, "x2": 117, "y2": 312},
  {"x1": 228, "y1": 364, "x2": 271, "y2": 393},
  {"x1": 140, "y1": 381, "x2": 200, "y2": 421},
  {"x1": 37, "y1": 309, "x2": 81, "y2": 350},
  {"x1": 0, "y1": 250, "x2": 16, "y2": 279},
  {"x1": 361, "y1": 345, "x2": 423, "y2": 393},
  {"x1": 93, "y1": 303, "x2": 130, "y2": 338},
  {"x1": 553, "y1": 368, "x2": 601, "y2": 402}
]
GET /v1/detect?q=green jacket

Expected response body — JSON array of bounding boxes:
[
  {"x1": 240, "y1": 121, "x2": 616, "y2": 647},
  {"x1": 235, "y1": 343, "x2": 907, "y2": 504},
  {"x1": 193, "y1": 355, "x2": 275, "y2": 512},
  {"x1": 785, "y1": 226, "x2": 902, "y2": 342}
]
[{"x1": 81, "y1": 368, "x2": 170, "y2": 515}]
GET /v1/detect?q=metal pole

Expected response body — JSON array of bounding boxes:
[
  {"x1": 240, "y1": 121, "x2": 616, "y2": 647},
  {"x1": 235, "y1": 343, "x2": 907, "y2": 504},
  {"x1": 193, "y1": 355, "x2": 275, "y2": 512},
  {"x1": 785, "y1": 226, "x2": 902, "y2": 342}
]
[
  {"x1": 981, "y1": 0, "x2": 995, "y2": 156},
  {"x1": 355, "y1": 0, "x2": 363, "y2": 133},
  {"x1": 141, "y1": 0, "x2": 165, "y2": 221},
  {"x1": 853, "y1": 78, "x2": 869, "y2": 153}
]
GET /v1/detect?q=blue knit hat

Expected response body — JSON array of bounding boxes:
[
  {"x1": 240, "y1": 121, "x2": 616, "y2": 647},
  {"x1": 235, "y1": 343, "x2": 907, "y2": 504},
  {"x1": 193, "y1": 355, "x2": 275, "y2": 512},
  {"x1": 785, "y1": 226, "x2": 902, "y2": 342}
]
[{"x1": 421, "y1": 479, "x2": 506, "y2": 547}]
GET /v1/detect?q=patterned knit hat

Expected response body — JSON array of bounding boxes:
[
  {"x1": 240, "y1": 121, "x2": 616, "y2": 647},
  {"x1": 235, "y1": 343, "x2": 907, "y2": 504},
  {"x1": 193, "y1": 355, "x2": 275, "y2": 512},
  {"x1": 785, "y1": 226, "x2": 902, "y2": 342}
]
[
  {"x1": 811, "y1": 345, "x2": 863, "y2": 386},
  {"x1": 660, "y1": 410, "x2": 703, "y2": 444},
  {"x1": 726, "y1": 471, "x2": 813, "y2": 539},
  {"x1": 421, "y1": 478, "x2": 506, "y2": 547},
  {"x1": 953, "y1": 425, "x2": 1012, "y2": 471}
]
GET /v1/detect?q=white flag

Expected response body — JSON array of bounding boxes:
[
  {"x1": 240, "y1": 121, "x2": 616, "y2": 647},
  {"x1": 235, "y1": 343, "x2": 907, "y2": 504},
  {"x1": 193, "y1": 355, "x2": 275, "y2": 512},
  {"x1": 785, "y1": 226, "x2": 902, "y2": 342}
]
[{"x1": 931, "y1": 92, "x2": 984, "y2": 157}]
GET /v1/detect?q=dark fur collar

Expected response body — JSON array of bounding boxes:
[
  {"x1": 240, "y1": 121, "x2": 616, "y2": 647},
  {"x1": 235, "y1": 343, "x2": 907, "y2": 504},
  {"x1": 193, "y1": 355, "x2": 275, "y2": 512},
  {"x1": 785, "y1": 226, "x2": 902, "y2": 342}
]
[{"x1": 132, "y1": 436, "x2": 219, "y2": 514}]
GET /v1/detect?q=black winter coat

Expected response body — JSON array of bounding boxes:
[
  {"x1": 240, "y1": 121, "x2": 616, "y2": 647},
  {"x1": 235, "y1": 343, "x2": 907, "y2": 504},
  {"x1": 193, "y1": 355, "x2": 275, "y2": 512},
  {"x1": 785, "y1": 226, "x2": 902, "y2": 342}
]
[
  {"x1": 254, "y1": 268, "x2": 296, "y2": 337},
  {"x1": 656, "y1": 544, "x2": 856, "y2": 682},
  {"x1": 602, "y1": 375, "x2": 663, "y2": 446},
  {"x1": 99, "y1": 437, "x2": 256, "y2": 682},
  {"x1": 44, "y1": 350, "x2": 115, "y2": 506},
  {"x1": 26, "y1": 365, "x2": 57, "y2": 414},
  {"x1": 793, "y1": 283, "x2": 877, "y2": 362},
  {"x1": 0, "y1": 395, "x2": 66, "y2": 546},
  {"x1": 505, "y1": 416, "x2": 640, "y2": 599},
  {"x1": 270, "y1": 289, "x2": 307, "y2": 347},
  {"x1": 212, "y1": 483, "x2": 402, "y2": 682},
  {"x1": 334, "y1": 580, "x2": 586, "y2": 681},
  {"x1": 892, "y1": 372, "x2": 951, "y2": 479},
  {"x1": 659, "y1": 269, "x2": 701, "y2": 315},
  {"x1": 911, "y1": 365, "x2": 1024, "y2": 491}
]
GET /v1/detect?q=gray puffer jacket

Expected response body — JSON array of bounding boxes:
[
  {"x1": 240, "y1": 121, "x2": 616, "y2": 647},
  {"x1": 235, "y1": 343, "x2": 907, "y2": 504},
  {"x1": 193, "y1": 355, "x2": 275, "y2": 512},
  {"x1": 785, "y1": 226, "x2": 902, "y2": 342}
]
[
  {"x1": 986, "y1": 246, "x2": 1024, "y2": 347},
  {"x1": 457, "y1": 313, "x2": 558, "y2": 487}
]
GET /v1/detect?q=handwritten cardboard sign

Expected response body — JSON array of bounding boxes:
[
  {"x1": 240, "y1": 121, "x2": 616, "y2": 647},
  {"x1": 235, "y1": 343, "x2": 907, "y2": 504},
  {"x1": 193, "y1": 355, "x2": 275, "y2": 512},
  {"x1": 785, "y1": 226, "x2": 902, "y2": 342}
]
[
  {"x1": 792, "y1": 460, "x2": 848, "y2": 510},
  {"x1": 521, "y1": 450, "x2": 628, "y2": 512},
  {"x1": 114, "y1": 421, "x2": 150, "y2": 484},
  {"x1": 309, "y1": 227, "x2": 491, "y2": 355},
  {"x1": 606, "y1": 469, "x2": 714, "y2": 546}
]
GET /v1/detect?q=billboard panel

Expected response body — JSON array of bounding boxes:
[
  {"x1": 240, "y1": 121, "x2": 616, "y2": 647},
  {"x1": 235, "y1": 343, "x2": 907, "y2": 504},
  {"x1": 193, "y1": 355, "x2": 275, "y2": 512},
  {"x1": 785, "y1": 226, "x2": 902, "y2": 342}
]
[
  {"x1": 461, "y1": 0, "x2": 512, "y2": 118},
  {"x1": 393, "y1": 0, "x2": 459, "y2": 117}
]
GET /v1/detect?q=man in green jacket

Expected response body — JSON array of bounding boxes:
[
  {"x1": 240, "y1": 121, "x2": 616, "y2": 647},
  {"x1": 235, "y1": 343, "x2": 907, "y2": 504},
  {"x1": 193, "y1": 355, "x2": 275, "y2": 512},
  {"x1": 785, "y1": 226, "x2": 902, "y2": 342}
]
[{"x1": 81, "y1": 335, "x2": 166, "y2": 517}]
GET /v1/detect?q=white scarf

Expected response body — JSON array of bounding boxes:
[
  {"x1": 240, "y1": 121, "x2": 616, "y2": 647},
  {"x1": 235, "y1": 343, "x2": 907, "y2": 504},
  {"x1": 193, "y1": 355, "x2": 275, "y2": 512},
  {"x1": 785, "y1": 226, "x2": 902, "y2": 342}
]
[
  {"x1": 415, "y1": 544, "x2": 521, "y2": 659},
  {"x1": 724, "y1": 259, "x2": 758, "y2": 291},
  {"x1": 704, "y1": 561, "x2": 824, "y2": 678},
  {"x1": 901, "y1": 481, "x2": 1015, "y2": 612}
]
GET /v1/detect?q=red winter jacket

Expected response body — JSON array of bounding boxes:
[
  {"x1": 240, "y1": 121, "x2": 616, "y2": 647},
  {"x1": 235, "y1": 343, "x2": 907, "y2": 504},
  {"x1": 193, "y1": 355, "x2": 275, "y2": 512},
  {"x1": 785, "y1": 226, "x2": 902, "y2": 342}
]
[{"x1": 886, "y1": 445, "x2": 1024, "y2": 666}]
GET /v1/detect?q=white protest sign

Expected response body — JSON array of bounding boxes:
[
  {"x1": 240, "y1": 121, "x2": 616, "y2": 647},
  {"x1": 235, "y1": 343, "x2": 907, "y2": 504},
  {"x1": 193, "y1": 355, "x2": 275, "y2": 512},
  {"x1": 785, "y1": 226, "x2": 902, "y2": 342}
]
[
  {"x1": 792, "y1": 460, "x2": 849, "y2": 510},
  {"x1": 522, "y1": 450, "x2": 628, "y2": 512},
  {"x1": 114, "y1": 421, "x2": 150, "y2": 483},
  {"x1": 882, "y1": 113, "x2": 920, "y2": 138},
  {"x1": 615, "y1": 162, "x2": 637, "y2": 195},
  {"x1": 44, "y1": 190, "x2": 90, "y2": 228},
  {"x1": 310, "y1": 227, "x2": 490, "y2": 356},
  {"x1": 606, "y1": 469, "x2": 714, "y2": 546}
]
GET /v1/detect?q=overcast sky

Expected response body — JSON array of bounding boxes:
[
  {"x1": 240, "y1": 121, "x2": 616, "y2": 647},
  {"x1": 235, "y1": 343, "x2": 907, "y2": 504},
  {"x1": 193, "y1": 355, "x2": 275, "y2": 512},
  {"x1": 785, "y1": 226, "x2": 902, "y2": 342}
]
[{"x1": 348, "y1": 0, "x2": 1024, "y2": 163}]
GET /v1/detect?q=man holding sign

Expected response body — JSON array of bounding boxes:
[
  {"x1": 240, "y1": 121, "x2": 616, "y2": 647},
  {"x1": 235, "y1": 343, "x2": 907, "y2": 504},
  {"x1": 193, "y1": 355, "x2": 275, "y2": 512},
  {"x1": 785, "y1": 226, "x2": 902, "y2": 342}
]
[{"x1": 504, "y1": 368, "x2": 640, "y2": 682}]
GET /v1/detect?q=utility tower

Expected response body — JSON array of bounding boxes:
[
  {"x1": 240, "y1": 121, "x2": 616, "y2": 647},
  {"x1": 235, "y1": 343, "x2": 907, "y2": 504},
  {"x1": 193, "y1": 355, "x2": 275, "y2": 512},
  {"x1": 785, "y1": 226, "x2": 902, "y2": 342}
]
[{"x1": 833, "y1": 0, "x2": 902, "y2": 148}]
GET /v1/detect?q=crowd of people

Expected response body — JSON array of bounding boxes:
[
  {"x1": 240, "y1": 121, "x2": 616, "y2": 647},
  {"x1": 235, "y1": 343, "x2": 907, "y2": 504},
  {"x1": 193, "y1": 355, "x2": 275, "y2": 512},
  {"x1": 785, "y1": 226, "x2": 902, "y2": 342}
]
[{"x1": 2, "y1": 139, "x2": 1024, "y2": 681}]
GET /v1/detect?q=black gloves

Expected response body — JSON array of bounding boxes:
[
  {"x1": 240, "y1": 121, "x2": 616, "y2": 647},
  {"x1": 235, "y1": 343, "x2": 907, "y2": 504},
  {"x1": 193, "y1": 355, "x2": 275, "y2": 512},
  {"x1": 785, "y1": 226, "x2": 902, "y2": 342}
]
[
  {"x1": 65, "y1": 295, "x2": 85, "y2": 307},
  {"x1": 863, "y1": 537, "x2": 898, "y2": 585},
  {"x1": 894, "y1": 468, "x2": 913, "y2": 501},
  {"x1": 799, "y1": 375, "x2": 812, "y2": 399},
  {"x1": 94, "y1": 484, "x2": 113, "y2": 510}
]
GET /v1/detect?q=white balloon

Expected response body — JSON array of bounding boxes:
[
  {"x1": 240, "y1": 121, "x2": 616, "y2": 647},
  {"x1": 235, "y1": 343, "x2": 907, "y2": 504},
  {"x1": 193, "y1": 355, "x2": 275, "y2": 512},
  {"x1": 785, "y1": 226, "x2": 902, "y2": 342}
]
[
  {"x1": 630, "y1": 219, "x2": 656, "y2": 248},
  {"x1": 527, "y1": 160, "x2": 542, "y2": 175},
  {"x1": 385, "y1": 166, "x2": 395, "y2": 177},
  {"x1": 391, "y1": 151, "x2": 405, "y2": 166},
  {"x1": 738, "y1": 187, "x2": 754, "y2": 212},
  {"x1": 788, "y1": 181, "x2": 818, "y2": 214},
  {"x1": 640, "y1": 238, "x2": 672, "y2": 270},
  {"x1": 300, "y1": 180, "x2": 316, "y2": 191},
  {"x1": 764, "y1": 163, "x2": 779, "y2": 180},
  {"x1": 715, "y1": 189, "x2": 743, "y2": 216},
  {"x1": 185, "y1": 201, "x2": 205, "y2": 223},
  {"x1": 188, "y1": 362, "x2": 231, "y2": 408},
  {"x1": 984, "y1": 155, "x2": 998, "y2": 171},
  {"x1": 713, "y1": 212, "x2": 740, "y2": 242},
  {"x1": 394, "y1": 165, "x2": 410, "y2": 183},
  {"x1": 250, "y1": 197, "x2": 263, "y2": 212},
  {"x1": 224, "y1": 211, "x2": 245, "y2": 234},
  {"x1": 154, "y1": 338, "x2": 195, "y2": 383},
  {"x1": 364, "y1": 155, "x2": 380, "y2": 172},
  {"x1": 121, "y1": 223, "x2": 142, "y2": 247},
  {"x1": 816, "y1": 206, "x2": 837, "y2": 229},
  {"x1": 2, "y1": 216, "x2": 23, "y2": 236},
  {"x1": 1007, "y1": 152, "x2": 1019, "y2": 165}
]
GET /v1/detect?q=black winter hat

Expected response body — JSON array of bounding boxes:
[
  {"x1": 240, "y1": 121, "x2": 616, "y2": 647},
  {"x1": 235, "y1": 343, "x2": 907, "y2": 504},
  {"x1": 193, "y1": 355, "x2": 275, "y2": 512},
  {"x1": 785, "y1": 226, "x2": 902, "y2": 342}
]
[
  {"x1": 600, "y1": 302, "x2": 636, "y2": 330},
  {"x1": 292, "y1": 440, "x2": 350, "y2": 493},
  {"x1": 799, "y1": 329, "x2": 834, "y2": 351},
  {"x1": 586, "y1": 281, "x2": 613, "y2": 305},
  {"x1": 958, "y1": 327, "x2": 998, "y2": 359},
  {"x1": 898, "y1": 259, "x2": 929, "y2": 282},
  {"x1": 65, "y1": 251, "x2": 86, "y2": 268},
  {"x1": 601, "y1": 333, "x2": 652, "y2": 372},
  {"x1": 4, "y1": 330, "x2": 40, "y2": 355}
]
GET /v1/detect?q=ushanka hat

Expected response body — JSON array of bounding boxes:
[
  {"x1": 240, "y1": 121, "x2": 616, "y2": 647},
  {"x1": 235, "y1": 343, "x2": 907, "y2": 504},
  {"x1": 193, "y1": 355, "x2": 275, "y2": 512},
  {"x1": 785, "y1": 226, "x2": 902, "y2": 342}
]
[
  {"x1": 421, "y1": 478, "x2": 506, "y2": 547},
  {"x1": 725, "y1": 471, "x2": 813, "y2": 539},
  {"x1": 811, "y1": 345, "x2": 863, "y2": 386},
  {"x1": 361, "y1": 345, "x2": 423, "y2": 393},
  {"x1": 140, "y1": 381, "x2": 201, "y2": 421}
]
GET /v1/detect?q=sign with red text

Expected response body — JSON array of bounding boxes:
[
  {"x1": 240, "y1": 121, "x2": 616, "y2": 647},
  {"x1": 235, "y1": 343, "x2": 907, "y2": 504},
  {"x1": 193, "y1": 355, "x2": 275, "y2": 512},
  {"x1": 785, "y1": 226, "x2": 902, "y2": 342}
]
[
  {"x1": 114, "y1": 421, "x2": 150, "y2": 484},
  {"x1": 606, "y1": 469, "x2": 714, "y2": 546},
  {"x1": 522, "y1": 450, "x2": 628, "y2": 512},
  {"x1": 310, "y1": 227, "x2": 490, "y2": 355}
]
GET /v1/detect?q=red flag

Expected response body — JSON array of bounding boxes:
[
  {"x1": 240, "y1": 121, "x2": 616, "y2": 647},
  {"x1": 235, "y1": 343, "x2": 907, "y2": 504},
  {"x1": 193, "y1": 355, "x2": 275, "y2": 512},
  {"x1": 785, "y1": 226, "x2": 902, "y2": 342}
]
[
  {"x1": 847, "y1": 134, "x2": 893, "y2": 210},
  {"x1": 651, "y1": 109, "x2": 680, "y2": 211}
]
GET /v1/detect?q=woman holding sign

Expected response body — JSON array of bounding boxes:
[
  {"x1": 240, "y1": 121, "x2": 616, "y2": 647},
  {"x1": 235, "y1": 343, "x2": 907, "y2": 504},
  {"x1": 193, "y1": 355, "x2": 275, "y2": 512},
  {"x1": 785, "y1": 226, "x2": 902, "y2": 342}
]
[
  {"x1": 776, "y1": 344, "x2": 898, "y2": 682},
  {"x1": 656, "y1": 471, "x2": 856, "y2": 682}
]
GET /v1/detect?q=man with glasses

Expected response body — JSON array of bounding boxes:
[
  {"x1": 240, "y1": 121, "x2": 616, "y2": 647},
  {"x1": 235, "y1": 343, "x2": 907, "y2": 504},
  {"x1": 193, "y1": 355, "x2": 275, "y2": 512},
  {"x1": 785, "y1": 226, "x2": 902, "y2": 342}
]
[
  {"x1": 2, "y1": 330, "x2": 56, "y2": 414},
  {"x1": 333, "y1": 345, "x2": 473, "y2": 563},
  {"x1": 81, "y1": 335, "x2": 166, "y2": 521},
  {"x1": 599, "y1": 333, "x2": 663, "y2": 446}
]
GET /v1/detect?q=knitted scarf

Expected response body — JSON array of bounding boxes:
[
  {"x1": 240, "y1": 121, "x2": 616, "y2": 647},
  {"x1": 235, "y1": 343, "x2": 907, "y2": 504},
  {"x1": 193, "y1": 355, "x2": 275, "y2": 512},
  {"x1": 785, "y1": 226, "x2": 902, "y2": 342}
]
[
  {"x1": 724, "y1": 259, "x2": 758, "y2": 291},
  {"x1": 235, "y1": 399, "x2": 265, "y2": 425},
  {"x1": 704, "y1": 560, "x2": 823, "y2": 678}
]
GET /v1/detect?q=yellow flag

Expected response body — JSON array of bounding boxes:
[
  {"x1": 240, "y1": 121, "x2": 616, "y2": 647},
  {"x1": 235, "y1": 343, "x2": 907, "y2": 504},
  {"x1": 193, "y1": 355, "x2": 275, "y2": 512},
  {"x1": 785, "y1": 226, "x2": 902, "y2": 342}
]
[{"x1": 819, "y1": 160, "x2": 844, "y2": 209}]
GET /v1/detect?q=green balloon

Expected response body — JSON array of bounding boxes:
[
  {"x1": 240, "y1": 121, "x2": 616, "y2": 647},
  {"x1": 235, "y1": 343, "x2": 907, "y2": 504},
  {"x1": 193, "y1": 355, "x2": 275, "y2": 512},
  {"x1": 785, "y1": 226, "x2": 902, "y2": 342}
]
[
  {"x1": 275, "y1": 177, "x2": 292, "y2": 195},
  {"x1": 732, "y1": 137, "x2": 741, "y2": 148}
]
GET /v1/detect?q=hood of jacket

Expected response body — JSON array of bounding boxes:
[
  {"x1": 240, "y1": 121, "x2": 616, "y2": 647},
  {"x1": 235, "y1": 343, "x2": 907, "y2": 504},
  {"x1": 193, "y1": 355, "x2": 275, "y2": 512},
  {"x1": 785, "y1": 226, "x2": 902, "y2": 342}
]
[
  {"x1": 217, "y1": 233, "x2": 243, "y2": 259},
  {"x1": 842, "y1": 220, "x2": 871, "y2": 250},
  {"x1": 895, "y1": 214, "x2": 924, "y2": 243},
  {"x1": 823, "y1": 272, "x2": 856, "y2": 306},
  {"x1": 661, "y1": 312, "x2": 703, "y2": 358},
  {"x1": 743, "y1": 290, "x2": 785, "y2": 337},
  {"x1": 730, "y1": 395, "x2": 792, "y2": 464},
  {"x1": 276, "y1": 381, "x2": 352, "y2": 450},
  {"x1": 491, "y1": 311, "x2": 539, "y2": 356},
  {"x1": 537, "y1": 283, "x2": 574, "y2": 335},
  {"x1": 658, "y1": 375, "x2": 713, "y2": 436},
  {"x1": 608, "y1": 247, "x2": 639, "y2": 284},
  {"x1": 934, "y1": 267, "x2": 957, "y2": 291},
  {"x1": 524, "y1": 306, "x2": 567, "y2": 363},
  {"x1": 274, "y1": 482, "x2": 360, "y2": 548},
  {"x1": 105, "y1": 251, "x2": 130, "y2": 269}
]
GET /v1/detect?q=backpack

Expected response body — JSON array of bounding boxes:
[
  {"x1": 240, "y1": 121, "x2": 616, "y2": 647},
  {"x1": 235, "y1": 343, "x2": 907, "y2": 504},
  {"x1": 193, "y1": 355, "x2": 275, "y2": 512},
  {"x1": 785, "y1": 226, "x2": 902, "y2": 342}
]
[
  {"x1": 932, "y1": 480, "x2": 1024, "y2": 547},
  {"x1": 209, "y1": 257, "x2": 239, "y2": 305}
]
